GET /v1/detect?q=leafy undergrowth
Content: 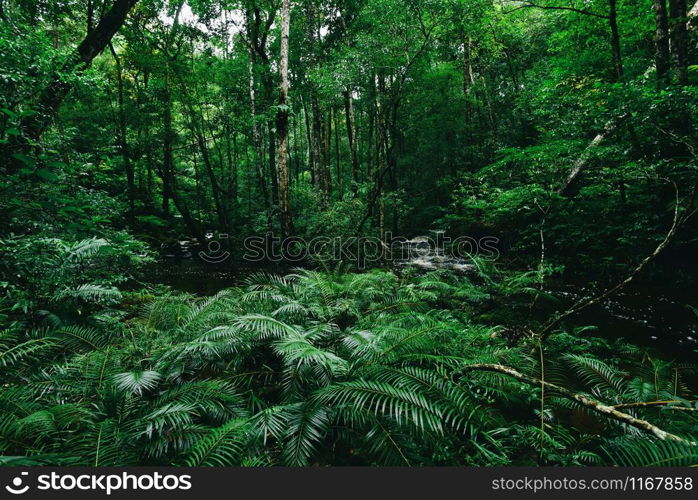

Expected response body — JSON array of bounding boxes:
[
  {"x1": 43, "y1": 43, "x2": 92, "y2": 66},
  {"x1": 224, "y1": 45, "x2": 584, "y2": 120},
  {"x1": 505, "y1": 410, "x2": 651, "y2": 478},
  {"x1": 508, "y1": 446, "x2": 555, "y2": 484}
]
[{"x1": 0, "y1": 241, "x2": 696, "y2": 466}]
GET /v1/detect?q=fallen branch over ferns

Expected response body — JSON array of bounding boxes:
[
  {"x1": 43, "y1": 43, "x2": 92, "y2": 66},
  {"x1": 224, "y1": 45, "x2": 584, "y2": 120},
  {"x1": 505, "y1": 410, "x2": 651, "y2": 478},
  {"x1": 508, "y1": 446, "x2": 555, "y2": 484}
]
[
  {"x1": 463, "y1": 363, "x2": 697, "y2": 446},
  {"x1": 613, "y1": 400, "x2": 696, "y2": 411}
]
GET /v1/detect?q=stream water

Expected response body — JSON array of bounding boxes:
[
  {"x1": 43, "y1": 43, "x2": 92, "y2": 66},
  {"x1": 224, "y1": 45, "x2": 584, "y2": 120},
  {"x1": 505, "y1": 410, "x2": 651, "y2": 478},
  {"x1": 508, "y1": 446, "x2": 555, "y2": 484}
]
[{"x1": 141, "y1": 237, "x2": 698, "y2": 361}]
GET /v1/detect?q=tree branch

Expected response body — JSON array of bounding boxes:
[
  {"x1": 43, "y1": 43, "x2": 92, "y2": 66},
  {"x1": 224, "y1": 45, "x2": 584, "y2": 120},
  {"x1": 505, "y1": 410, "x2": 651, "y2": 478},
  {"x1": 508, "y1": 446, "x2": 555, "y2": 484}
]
[
  {"x1": 504, "y1": 2, "x2": 608, "y2": 20},
  {"x1": 540, "y1": 180, "x2": 685, "y2": 337},
  {"x1": 613, "y1": 400, "x2": 696, "y2": 410},
  {"x1": 12, "y1": 0, "x2": 140, "y2": 155},
  {"x1": 556, "y1": 0, "x2": 698, "y2": 194},
  {"x1": 463, "y1": 363, "x2": 696, "y2": 445}
]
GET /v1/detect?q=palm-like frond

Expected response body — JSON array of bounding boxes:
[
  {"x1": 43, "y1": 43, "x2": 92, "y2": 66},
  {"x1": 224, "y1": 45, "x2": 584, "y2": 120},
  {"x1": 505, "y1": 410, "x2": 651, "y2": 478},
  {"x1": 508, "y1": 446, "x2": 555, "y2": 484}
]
[
  {"x1": 62, "y1": 238, "x2": 111, "y2": 264},
  {"x1": 113, "y1": 370, "x2": 161, "y2": 396},
  {"x1": 53, "y1": 325, "x2": 114, "y2": 352},
  {"x1": 3, "y1": 263, "x2": 695, "y2": 467},
  {"x1": 564, "y1": 354, "x2": 628, "y2": 395},
  {"x1": 54, "y1": 284, "x2": 123, "y2": 304},
  {"x1": 603, "y1": 436, "x2": 698, "y2": 466},
  {"x1": 281, "y1": 401, "x2": 329, "y2": 466},
  {"x1": 184, "y1": 418, "x2": 251, "y2": 466},
  {"x1": 0, "y1": 337, "x2": 55, "y2": 369}
]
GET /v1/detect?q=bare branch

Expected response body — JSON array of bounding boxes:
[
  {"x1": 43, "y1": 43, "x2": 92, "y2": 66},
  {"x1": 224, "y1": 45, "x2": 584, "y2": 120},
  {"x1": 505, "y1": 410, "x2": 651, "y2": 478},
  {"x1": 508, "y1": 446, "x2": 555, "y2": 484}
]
[
  {"x1": 503, "y1": 1, "x2": 609, "y2": 20},
  {"x1": 464, "y1": 363, "x2": 697, "y2": 445},
  {"x1": 614, "y1": 400, "x2": 696, "y2": 410}
]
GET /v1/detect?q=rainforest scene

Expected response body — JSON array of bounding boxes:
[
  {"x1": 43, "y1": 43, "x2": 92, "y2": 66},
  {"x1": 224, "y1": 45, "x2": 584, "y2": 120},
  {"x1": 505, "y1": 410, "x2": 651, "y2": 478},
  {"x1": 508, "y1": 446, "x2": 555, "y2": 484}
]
[{"x1": 0, "y1": 0, "x2": 697, "y2": 467}]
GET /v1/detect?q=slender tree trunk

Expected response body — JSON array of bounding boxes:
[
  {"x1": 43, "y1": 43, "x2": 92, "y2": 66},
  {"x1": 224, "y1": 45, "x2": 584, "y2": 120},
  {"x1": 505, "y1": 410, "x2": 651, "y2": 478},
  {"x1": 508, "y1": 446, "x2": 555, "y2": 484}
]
[
  {"x1": 158, "y1": 98, "x2": 202, "y2": 240},
  {"x1": 367, "y1": 91, "x2": 375, "y2": 177},
  {"x1": 608, "y1": 0, "x2": 624, "y2": 80},
  {"x1": 668, "y1": 0, "x2": 689, "y2": 85},
  {"x1": 293, "y1": 112, "x2": 301, "y2": 183},
  {"x1": 162, "y1": 74, "x2": 173, "y2": 215},
  {"x1": 301, "y1": 97, "x2": 313, "y2": 183},
  {"x1": 333, "y1": 106, "x2": 341, "y2": 194},
  {"x1": 108, "y1": 43, "x2": 135, "y2": 223},
  {"x1": 246, "y1": 8, "x2": 271, "y2": 221},
  {"x1": 225, "y1": 122, "x2": 238, "y2": 206},
  {"x1": 304, "y1": 1, "x2": 326, "y2": 202},
  {"x1": 186, "y1": 104, "x2": 227, "y2": 231},
  {"x1": 343, "y1": 89, "x2": 359, "y2": 193},
  {"x1": 654, "y1": 0, "x2": 671, "y2": 87},
  {"x1": 160, "y1": 1, "x2": 185, "y2": 216},
  {"x1": 233, "y1": 132, "x2": 239, "y2": 199},
  {"x1": 276, "y1": 0, "x2": 292, "y2": 237},
  {"x1": 479, "y1": 75, "x2": 496, "y2": 131},
  {"x1": 311, "y1": 95, "x2": 324, "y2": 199},
  {"x1": 669, "y1": 0, "x2": 692, "y2": 140},
  {"x1": 268, "y1": 121, "x2": 279, "y2": 206},
  {"x1": 324, "y1": 109, "x2": 332, "y2": 197},
  {"x1": 462, "y1": 35, "x2": 475, "y2": 168},
  {"x1": 191, "y1": 135, "x2": 201, "y2": 219}
]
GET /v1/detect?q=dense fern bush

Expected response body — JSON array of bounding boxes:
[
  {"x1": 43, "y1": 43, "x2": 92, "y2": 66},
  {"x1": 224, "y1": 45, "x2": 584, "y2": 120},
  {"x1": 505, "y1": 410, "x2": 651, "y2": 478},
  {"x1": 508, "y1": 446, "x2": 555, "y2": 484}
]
[
  {"x1": 1, "y1": 234, "x2": 151, "y2": 315},
  {"x1": 0, "y1": 265, "x2": 696, "y2": 466}
]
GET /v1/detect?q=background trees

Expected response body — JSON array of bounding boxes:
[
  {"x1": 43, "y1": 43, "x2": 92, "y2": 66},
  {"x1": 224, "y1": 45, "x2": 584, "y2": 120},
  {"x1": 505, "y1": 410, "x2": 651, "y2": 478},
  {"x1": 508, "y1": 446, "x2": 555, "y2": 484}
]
[{"x1": 2, "y1": 0, "x2": 695, "y2": 261}]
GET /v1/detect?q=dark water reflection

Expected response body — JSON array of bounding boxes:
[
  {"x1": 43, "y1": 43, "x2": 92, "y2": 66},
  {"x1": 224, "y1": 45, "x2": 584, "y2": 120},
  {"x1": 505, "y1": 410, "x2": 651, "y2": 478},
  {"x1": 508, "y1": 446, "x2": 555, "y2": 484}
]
[
  {"x1": 537, "y1": 284, "x2": 697, "y2": 360},
  {"x1": 141, "y1": 256, "x2": 697, "y2": 361}
]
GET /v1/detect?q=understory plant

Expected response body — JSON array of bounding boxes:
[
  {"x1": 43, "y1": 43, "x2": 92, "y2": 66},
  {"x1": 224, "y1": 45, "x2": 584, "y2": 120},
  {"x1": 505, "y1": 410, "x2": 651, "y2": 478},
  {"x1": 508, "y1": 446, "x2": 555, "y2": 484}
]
[{"x1": 0, "y1": 263, "x2": 695, "y2": 466}]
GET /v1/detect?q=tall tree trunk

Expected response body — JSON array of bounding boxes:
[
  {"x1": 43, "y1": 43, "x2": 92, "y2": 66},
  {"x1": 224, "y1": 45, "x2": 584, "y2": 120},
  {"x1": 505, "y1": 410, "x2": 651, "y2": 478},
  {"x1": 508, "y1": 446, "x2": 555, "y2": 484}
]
[
  {"x1": 108, "y1": 43, "x2": 135, "y2": 223},
  {"x1": 367, "y1": 90, "x2": 375, "y2": 177},
  {"x1": 654, "y1": 0, "x2": 671, "y2": 87},
  {"x1": 668, "y1": 0, "x2": 689, "y2": 85},
  {"x1": 158, "y1": 97, "x2": 202, "y2": 240},
  {"x1": 245, "y1": 8, "x2": 271, "y2": 221},
  {"x1": 268, "y1": 121, "x2": 279, "y2": 206},
  {"x1": 462, "y1": 34, "x2": 474, "y2": 168},
  {"x1": 160, "y1": 1, "x2": 184, "y2": 216},
  {"x1": 669, "y1": 0, "x2": 692, "y2": 139},
  {"x1": 293, "y1": 112, "x2": 301, "y2": 183},
  {"x1": 301, "y1": 97, "x2": 313, "y2": 183},
  {"x1": 233, "y1": 133, "x2": 240, "y2": 199},
  {"x1": 343, "y1": 89, "x2": 359, "y2": 193},
  {"x1": 225, "y1": 122, "x2": 238, "y2": 207},
  {"x1": 333, "y1": 107, "x2": 341, "y2": 194},
  {"x1": 608, "y1": 0, "x2": 624, "y2": 80},
  {"x1": 16, "y1": 0, "x2": 138, "y2": 151},
  {"x1": 276, "y1": 0, "x2": 292, "y2": 237},
  {"x1": 479, "y1": 75, "x2": 496, "y2": 131},
  {"x1": 10, "y1": 0, "x2": 140, "y2": 168},
  {"x1": 311, "y1": 95, "x2": 324, "y2": 199},
  {"x1": 162, "y1": 75, "x2": 173, "y2": 215},
  {"x1": 185, "y1": 102, "x2": 227, "y2": 231},
  {"x1": 304, "y1": 1, "x2": 326, "y2": 202},
  {"x1": 323, "y1": 109, "x2": 332, "y2": 197}
]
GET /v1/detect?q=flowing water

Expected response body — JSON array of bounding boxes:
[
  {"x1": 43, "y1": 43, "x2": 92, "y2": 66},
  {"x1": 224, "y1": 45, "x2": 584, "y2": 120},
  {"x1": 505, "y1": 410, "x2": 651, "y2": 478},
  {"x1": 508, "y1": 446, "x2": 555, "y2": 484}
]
[{"x1": 142, "y1": 237, "x2": 698, "y2": 361}]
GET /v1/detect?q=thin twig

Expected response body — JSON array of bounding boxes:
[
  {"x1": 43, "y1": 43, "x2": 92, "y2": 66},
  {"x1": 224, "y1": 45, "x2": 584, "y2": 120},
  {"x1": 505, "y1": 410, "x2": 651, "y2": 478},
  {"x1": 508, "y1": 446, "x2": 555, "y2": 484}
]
[
  {"x1": 613, "y1": 400, "x2": 696, "y2": 410},
  {"x1": 539, "y1": 179, "x2": 686, "y2": 338},
  {"x1": 503, "y1": 2, "x2": 609, "y2": 20}
]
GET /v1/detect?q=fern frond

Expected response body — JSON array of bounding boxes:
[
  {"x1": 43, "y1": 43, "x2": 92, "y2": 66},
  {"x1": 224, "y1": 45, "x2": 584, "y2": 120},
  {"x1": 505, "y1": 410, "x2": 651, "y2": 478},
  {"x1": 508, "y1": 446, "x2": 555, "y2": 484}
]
[{"x1": 185, "y1": 418, "x2": 251, "y2": 466}]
